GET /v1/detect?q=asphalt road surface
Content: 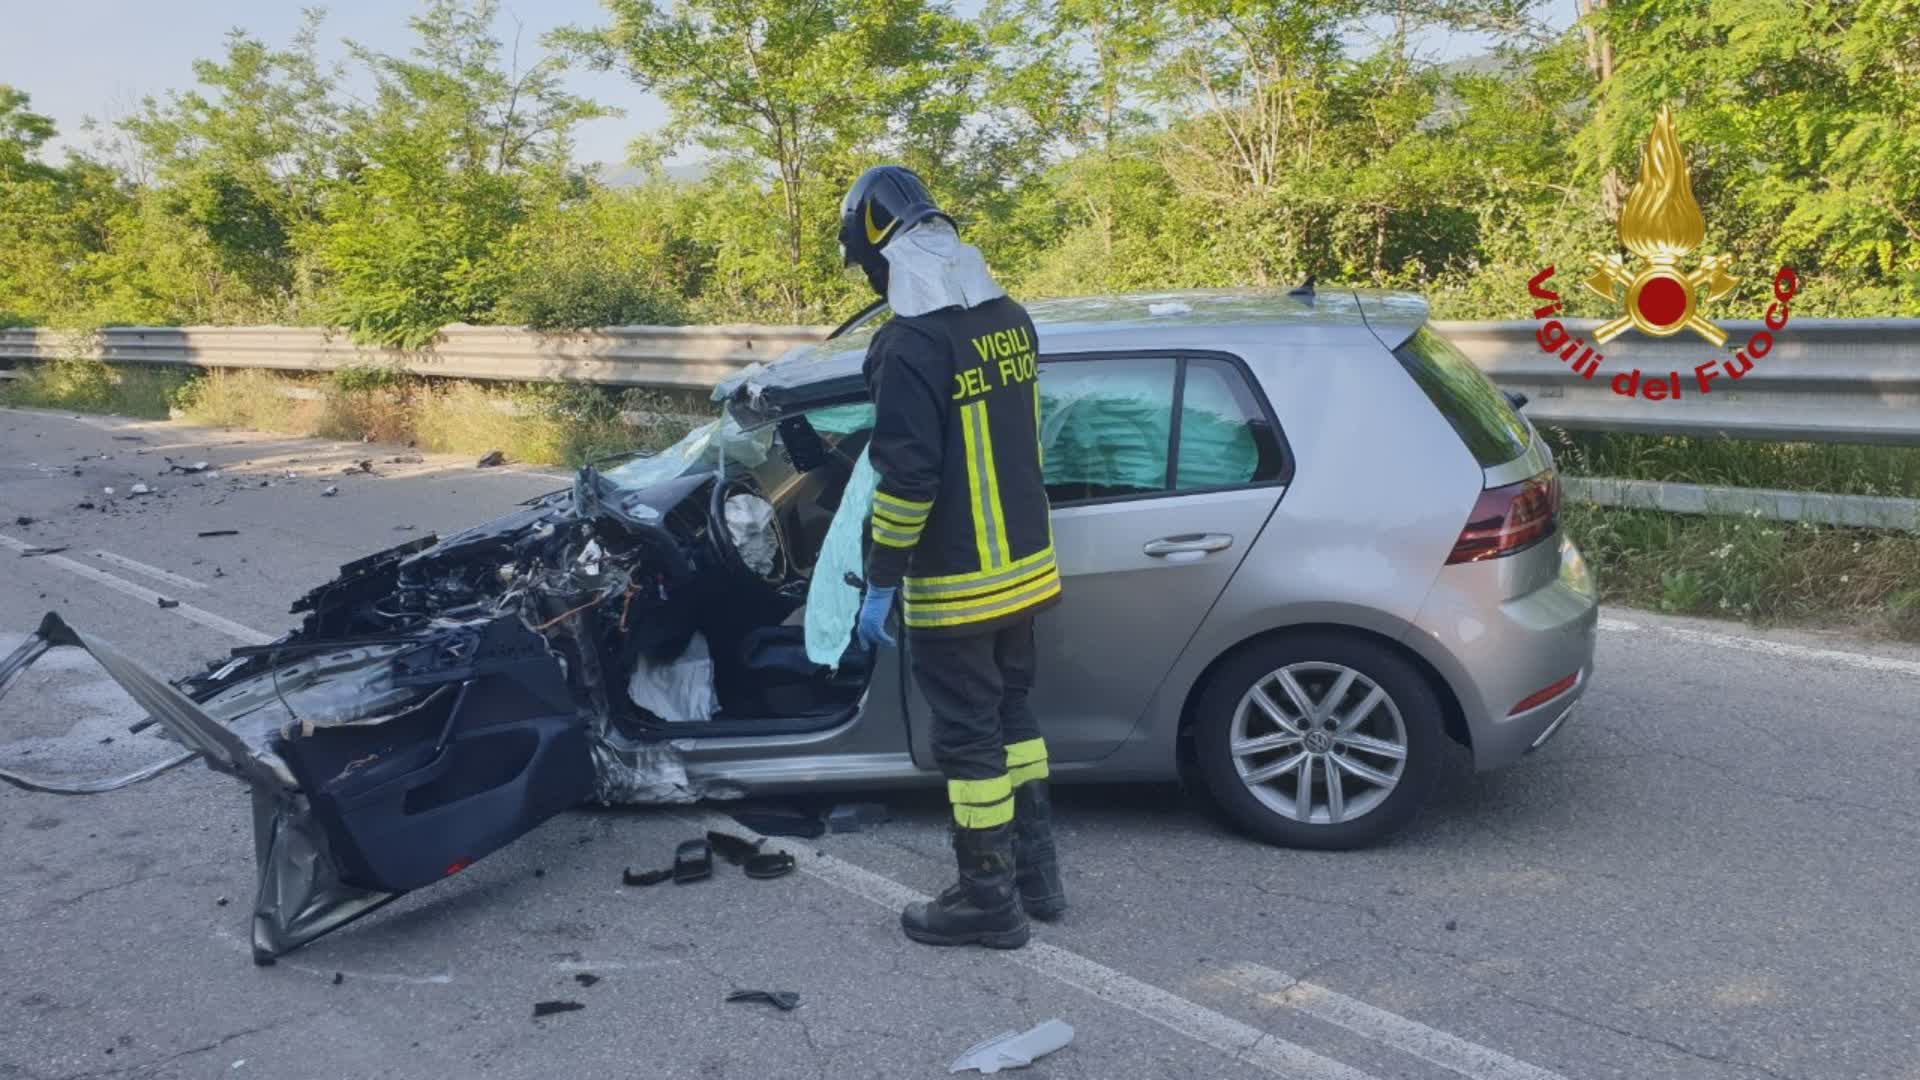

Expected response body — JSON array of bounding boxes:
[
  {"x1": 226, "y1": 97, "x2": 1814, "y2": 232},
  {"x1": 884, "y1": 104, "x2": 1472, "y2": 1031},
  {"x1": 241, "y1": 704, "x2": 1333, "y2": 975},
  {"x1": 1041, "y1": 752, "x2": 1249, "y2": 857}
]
[{"x1": 3, "y1": 405, "x2": 1918, "y2": 1080}]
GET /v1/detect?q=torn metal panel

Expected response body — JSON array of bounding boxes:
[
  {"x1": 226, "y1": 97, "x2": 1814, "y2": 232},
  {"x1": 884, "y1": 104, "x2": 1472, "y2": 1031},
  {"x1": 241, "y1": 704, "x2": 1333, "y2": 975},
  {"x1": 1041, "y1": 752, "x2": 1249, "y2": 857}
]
[{"x1": 248, "y1": 786, "x2": 398, "y2": 965}]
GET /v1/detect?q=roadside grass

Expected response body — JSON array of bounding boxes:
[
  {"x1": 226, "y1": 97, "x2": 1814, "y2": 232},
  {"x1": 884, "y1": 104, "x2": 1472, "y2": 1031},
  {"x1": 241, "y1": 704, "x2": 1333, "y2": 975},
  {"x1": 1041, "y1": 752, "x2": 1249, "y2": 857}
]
[
  {"x1": 1, "y1": 357, "x2": 193, "y2": 419},
  {"x1": 168, "y1": 366, "x2": 708, "y2": 466},
  {"x1": 1563, "y1": 501, "x2": 1920, "y2": 641},
  {"x1": 1545, "y1": 428, "x2": 1920, "y2": 500}
]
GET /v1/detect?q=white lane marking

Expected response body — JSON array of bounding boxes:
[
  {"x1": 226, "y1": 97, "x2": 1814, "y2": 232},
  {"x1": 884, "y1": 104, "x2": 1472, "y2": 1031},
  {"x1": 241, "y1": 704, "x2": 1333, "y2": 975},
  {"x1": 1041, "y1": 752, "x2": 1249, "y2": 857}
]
[
  {"x1": 689, "y1": 812, "x2": 1378, "y2": 1080},
  {"x1": 90, "y1": 549, "x2": 207, "y2": 591},
  {"x1": 1601, "y1": 615, "x2": 1920, "y2": 679},
  {"x1": 1225, "y1": 964, "x2": 1568, "y2": 1080},
  {"x1": 1, "y1": 533, "x2": 272, "y2": 645}
]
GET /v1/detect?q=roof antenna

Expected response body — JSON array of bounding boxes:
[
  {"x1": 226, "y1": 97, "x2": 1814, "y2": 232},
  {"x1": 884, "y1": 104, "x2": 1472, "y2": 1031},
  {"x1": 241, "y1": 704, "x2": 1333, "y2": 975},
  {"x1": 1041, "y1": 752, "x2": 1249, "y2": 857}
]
[{"x1": 1287, "y1": 275, "x2": 1316, "y2": 298}]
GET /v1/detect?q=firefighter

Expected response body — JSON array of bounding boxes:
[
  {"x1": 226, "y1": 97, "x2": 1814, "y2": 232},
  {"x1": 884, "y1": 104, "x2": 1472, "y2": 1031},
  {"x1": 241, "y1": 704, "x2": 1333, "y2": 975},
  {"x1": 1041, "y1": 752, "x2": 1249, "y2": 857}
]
[{"x1": 840, "y1": 165, "x2": 1066, "y2": 949}]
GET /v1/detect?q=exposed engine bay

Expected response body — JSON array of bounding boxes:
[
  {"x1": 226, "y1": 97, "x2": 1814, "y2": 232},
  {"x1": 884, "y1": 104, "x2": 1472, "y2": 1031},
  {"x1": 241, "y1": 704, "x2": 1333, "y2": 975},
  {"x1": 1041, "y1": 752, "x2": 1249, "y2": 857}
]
[{"x1": 0, "y1": 404, "x2": 884, "y2": 961}]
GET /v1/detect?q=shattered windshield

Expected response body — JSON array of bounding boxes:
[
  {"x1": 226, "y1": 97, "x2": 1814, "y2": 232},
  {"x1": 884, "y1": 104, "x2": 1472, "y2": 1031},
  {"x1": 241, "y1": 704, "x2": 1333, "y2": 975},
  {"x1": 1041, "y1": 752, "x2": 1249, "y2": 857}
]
[{"x1": 598, "y1": 412, "x2": 773, "y2": 492}]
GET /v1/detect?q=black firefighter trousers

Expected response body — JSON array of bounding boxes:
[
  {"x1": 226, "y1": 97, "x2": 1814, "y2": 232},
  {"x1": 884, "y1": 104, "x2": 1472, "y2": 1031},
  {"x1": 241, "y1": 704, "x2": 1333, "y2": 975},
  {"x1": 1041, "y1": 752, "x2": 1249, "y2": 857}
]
[{"x1": 908, "y1": 617, "x2": 1050, "y2": 829}]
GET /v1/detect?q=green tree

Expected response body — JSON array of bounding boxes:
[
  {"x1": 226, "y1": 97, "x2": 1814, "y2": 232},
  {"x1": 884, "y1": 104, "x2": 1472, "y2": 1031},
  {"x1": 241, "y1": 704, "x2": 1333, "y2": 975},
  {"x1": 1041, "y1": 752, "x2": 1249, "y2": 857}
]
[
  {"x1": 559, "y1": 0, "x2": 994, "y2": 320},
  {"x1": 311, "y1": 0, "x2": 608, "y2": 345}
]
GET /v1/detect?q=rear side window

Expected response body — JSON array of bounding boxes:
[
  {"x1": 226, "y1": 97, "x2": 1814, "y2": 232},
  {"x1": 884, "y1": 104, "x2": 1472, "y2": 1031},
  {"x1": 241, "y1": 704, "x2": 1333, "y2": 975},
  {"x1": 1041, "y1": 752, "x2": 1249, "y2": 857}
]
[
  {"x1": 1392, "y1": 326, "x2": 1530, "y2": 466},
  {"x1": 1037, "y1": 353, "x2": 1287, "y2": 506}
]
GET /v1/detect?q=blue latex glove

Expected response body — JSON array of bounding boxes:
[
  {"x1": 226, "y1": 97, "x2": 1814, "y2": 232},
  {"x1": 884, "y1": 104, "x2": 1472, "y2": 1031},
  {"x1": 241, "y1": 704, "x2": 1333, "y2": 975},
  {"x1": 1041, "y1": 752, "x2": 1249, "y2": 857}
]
[{"x1": 856, "y1": 585, "x2": 898, "y2": 649}]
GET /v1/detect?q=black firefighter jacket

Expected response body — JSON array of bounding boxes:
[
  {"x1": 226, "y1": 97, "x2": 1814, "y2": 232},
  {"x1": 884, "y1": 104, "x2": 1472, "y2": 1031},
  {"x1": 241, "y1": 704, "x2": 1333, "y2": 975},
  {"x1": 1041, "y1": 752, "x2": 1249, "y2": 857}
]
[{"x1": 861, "y1": 296, "x2": 1061, "y2": 636}]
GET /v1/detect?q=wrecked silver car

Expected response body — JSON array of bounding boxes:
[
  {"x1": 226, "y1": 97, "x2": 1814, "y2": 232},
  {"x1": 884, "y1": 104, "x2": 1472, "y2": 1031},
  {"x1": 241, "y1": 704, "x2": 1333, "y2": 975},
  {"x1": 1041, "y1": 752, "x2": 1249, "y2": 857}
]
[
  {"x1": 2, "y1": 355, "x2": 889, "y2": 962},
  {"x1": 4, "y1": 290, "x2": 1600, "y2": 962}
]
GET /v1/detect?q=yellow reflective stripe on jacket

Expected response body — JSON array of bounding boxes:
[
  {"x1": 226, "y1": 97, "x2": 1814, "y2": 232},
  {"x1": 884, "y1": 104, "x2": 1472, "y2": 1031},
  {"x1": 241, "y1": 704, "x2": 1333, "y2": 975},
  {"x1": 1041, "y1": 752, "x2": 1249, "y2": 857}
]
[
  {"x1": 871, "y1": 519, "x2": 920, "y2": 548},
  {"x1": 903, "y1": 548, "x2": 1055, "y2": 603},
  {"x1": 959, "y1": 401, "x2": 1012, "y2": 571},
  {"x1": 873, "y1": 491, "x2": 932, "y2": 522},
  {"x1": 903, "y1": 570, "x2": 1062, "y2": 629},
  {"x1": 905, "y1": 545, "x2": 1053, "y2": 588}
]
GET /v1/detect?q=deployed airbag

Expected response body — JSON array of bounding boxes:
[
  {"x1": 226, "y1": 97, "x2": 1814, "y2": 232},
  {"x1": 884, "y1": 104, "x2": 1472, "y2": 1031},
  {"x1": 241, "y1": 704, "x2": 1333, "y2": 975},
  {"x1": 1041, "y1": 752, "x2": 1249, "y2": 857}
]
[
  {"x1": 805, "y1": 447, "x2": 880, "y2": 668},
  {"x1": 627, "y1": 632, "x2": 719, "y2": 723}
]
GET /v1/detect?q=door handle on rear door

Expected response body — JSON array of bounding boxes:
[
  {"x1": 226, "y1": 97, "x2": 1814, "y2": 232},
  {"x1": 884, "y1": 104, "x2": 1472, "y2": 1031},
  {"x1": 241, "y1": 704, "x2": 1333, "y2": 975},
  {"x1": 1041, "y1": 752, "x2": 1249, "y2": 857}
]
[{"x1": 1143, "y1": 533, "x2": 1234, "y2": 559}]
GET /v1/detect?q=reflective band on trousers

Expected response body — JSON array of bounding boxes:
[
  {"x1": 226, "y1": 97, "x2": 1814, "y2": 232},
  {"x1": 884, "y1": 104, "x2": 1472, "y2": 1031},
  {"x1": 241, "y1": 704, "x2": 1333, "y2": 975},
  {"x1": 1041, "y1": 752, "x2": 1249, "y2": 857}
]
[
  {"x1": 948, "y1": 774, "x2": 1014, "y2": 828},
  {"x1": 1006, "y1": 737, "x2": 1049, "y2": 787},
  {"x1": 903, "y1": 547, "x2": 1056, "y2": 602}
]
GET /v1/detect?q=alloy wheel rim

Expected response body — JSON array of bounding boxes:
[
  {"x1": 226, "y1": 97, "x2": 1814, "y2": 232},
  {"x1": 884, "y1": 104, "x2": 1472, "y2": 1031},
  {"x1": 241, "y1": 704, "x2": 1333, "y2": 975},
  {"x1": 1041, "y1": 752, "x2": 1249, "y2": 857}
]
[{"x1": 1228, "y1": 661, "x2": 1408, "y2": 826}]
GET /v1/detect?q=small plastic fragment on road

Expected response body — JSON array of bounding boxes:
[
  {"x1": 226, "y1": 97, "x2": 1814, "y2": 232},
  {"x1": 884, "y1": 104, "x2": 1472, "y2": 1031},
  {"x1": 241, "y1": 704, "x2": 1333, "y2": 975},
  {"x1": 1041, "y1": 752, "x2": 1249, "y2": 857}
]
[
  {"x1": 725, "y1": 989, "x2": 800, "y2": 1012},
  {"x1": 102, "y1": 487, "x2": 115, "y2": 496},
  {"x1": 743, "y1": 852, "x2": 795, "y2": 879},
  {"x1": 129, "y1": 483, "x2": 151, "y2": 495},
  {"x1": 197, "y1": 530, "x2": 239, "y2": 538},
  {"x1": 216, "y1": 896, "x2": 229, "y2": 907},
  {"x1": 157, "y1": 597, "x2": 180, "y2": 609},
  {"x1": 321, "y1": 485, "x2": 339, "y2": 497},
  {"x1": 14, "y1": 516, "x2": 32, "y2": 526},
  {"x1": 1445, "y1": 919, "x2": 1458, "y2": 931},
  {"x1": 169, "y1": 461, "x2": 210, "y2": 474},
  {"x1": 573, "y1": 973, "x2": 600, "y2": 987},
  {"x1": 21, "y1": 546, "x2": 68, "y2": 557},
  {"x1": 342, "y1": 460, "x2": 374, "y2": 475},
  {"x1": 949, "y1": 1019, "x2": 1074, "y2": 1074},
  {"x1": 532, "y1": 1000, "x2": 585, "y2": 1018},
  {"x1": 673, "y1": 838, "x2": 713, "y2": 883},
  {"x1": 706, "y1": 830, "x2": 762, "y2": 865},
  {"x1": 477, "y1": 450, "x2": 505, "y2": 468},
  {"x1": 621, "y1": 867, "x2": 672, "y2": 887},
  {"x1": 332, "y1": 972, "x2": 344, "y2": 985},
  {"x1": 729, "y1": 803, "x2": 827, "y2": 839},
  {"x1": 827, "y1": 802, "x2": 890, "y2": 834}
]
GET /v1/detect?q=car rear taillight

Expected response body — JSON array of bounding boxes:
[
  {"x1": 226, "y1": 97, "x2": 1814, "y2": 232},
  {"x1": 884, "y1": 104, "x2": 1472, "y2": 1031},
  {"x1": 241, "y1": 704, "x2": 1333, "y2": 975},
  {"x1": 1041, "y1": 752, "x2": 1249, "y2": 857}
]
[{"x1": 1447, "y1": 470, "x2": 1560, "y2": 564}]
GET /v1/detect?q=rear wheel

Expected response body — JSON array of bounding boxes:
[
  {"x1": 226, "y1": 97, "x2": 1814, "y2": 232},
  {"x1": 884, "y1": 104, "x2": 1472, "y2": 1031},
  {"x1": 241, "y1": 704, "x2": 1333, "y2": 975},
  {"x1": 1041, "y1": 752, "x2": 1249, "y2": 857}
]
[{"x1": 1193, "y1": 634, "x2": 1444, "y2": 850}]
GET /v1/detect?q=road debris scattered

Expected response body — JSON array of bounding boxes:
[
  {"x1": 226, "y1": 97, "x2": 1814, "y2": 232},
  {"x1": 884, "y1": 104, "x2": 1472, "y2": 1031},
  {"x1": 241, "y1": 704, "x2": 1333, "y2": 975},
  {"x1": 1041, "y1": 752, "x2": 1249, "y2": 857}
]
[
  {"x1": 674, "y1": 838, "x2": 713, "y2": 883},
  {"x1": 129, "y1": 483, "x2": 152, "y2": 496},
  {"x1": 532, "y1": 1001, "x2": 585, "y2": 1018},
  {"x1": 572, "y1": 973, "x2": 601, "y2": 988},
  {"x1": 14, "y1": 516, "x2": 33, "y2": 526},
  {"x1": 197, "y1": 530, "x2": 240, "y2": 538},
  {"x1": 168, "y1": 461, "x2": 211, "y2": 474},
  {"x1": 730, "y1": 803, "x2": 828, "y2": 839},
  {"x1": 20, "y1": 545, "x2": 68, "y2": 557},
  {"x1": 949, "y1": 1020, "x2": 1075, "y2": 1074},
  {"x1": 725, "y1": 989, "x2": 800, "y2": 1012},
  {"x1": 743, "y1": 852, "x2": 795, "y2": 879},
  {"x1": 621, "y1": 867, "x2": 673, "y2": 887},
  {"x1": 156, "y1": 597, "x2": 180, "y2": 609},
  {"x1": 827, "y1": 802, "x2": 890, "y2": 834},
  {"x1": 332, "y1": 972, "x2": 344, "y2": 986},
  {"x1": 476, "y1": 449, "x2": 506, "y2": 468},
  {"x1": 342, "y1": 460, "x2": 375, "y2": 475},
  {"x1": 321, "y1": 485, "x2": 339, "y2": 497}
]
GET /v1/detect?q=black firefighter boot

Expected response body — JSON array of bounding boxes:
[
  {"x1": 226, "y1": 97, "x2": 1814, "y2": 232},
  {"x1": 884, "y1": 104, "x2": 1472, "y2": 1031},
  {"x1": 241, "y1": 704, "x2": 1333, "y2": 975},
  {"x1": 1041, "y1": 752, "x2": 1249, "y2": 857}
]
[
  {"x1": 900, "y1": 823, "x2": 1030, "y2": 949},
  {"x1": 1011, "y1": 782, "x2": 1067, "y2": 921}
]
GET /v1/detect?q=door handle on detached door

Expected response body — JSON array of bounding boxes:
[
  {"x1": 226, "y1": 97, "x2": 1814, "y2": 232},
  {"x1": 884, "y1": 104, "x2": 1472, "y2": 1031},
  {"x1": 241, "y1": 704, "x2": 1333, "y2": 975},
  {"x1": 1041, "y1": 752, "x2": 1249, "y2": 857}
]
[{"x1": 1142, "y1": 533, "x2": 1234, "y2": 562}]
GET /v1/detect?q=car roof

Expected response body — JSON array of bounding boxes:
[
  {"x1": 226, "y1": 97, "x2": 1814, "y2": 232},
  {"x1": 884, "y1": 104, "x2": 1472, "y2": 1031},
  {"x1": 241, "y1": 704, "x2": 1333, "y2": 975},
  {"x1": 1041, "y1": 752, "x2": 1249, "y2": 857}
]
[{"x1": 723, "y1": 288, "x2": 1429, "y2": 418}]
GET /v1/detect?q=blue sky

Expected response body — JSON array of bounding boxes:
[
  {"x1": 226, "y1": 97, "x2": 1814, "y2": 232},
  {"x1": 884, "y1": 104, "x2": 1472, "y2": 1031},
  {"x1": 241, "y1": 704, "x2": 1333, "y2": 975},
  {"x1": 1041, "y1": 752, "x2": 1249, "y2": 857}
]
[
  {"x1": 4, "y1": 1, "x2": 1575, "y2": 168},
  {"x1": 1, "y1": 1, "x2": 667, "y2": 164}
]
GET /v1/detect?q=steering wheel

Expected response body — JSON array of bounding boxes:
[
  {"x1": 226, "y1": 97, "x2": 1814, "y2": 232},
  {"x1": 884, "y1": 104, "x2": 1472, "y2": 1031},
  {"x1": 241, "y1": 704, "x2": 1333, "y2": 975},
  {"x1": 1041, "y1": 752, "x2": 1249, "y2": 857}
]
[{"x1": 707, "y1": 475, "x2": 790, "y2": 588}]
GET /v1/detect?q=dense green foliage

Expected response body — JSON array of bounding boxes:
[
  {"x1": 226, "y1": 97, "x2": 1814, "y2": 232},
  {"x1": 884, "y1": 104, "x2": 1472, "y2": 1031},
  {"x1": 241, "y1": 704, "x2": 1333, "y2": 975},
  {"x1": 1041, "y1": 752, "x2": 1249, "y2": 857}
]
[{"x1": 2, "y1": 0, "x2": 1915, "y2": 343}]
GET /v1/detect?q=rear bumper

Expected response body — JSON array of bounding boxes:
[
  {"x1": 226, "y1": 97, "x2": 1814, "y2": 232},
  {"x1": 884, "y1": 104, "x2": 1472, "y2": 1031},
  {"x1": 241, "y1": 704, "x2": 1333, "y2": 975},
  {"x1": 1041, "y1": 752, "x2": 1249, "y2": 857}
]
[{"x1": 1408, "y1": 535, "x2": 1600, "y2": 771}]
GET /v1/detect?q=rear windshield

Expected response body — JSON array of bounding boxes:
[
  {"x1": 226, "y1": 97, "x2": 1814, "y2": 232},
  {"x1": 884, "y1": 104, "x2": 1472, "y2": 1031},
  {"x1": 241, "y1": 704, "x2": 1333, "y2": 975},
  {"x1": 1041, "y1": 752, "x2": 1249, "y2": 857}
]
[{"x1": 1392, "y1": 326, "x2": 1531, "y2": 466}]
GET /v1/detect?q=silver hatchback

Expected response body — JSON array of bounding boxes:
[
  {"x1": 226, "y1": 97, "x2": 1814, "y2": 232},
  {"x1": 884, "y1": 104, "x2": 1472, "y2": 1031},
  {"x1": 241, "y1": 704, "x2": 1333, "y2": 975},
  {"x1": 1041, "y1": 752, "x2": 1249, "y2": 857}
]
[
  {"x1": 6, "y1": 288, "x2": 1598, "y2": 961},
  {"x1": 694, "y1": 288, "x2": 1599, "y2": 850}
]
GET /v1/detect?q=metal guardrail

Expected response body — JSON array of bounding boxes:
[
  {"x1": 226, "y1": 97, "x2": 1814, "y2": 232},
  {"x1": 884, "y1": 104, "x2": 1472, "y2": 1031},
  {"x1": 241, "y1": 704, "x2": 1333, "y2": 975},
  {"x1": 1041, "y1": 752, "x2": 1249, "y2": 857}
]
[
  {"x1": 1564, "y1": 477, "x2": 1920, "y2": 534},
  {"x1": 1434, "y1": 319, "x2": 1920, "y2": 447},
  {"x1": 0, "y1": 324, "x2": 829, "y2": 392},
  {"x1": 3, "y1": 318, "x2": 1917, "y2": 445}
]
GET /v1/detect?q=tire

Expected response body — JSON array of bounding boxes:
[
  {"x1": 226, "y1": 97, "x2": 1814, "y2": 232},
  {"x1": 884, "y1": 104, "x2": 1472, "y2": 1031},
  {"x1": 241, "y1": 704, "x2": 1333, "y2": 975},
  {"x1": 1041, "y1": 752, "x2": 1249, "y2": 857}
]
[{"x1": 1193, "y1": 633, "x2": 1444, "y2": 850}]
